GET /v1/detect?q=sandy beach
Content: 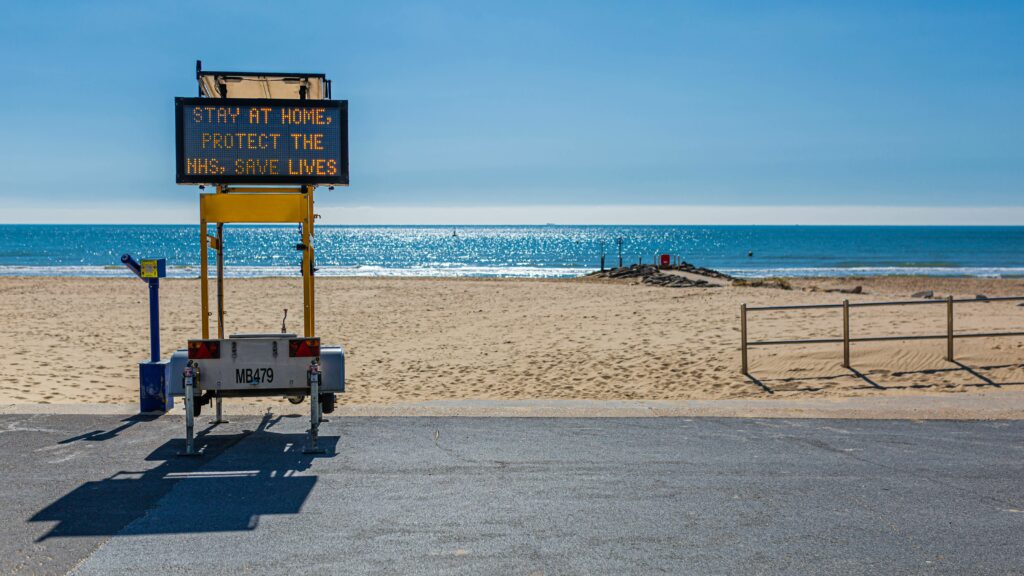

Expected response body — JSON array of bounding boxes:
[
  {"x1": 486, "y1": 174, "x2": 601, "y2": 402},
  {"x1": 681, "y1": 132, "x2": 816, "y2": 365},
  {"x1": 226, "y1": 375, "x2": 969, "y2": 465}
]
[{"x1": 1, "y1": 274, "x2": 1022, "y2": 408}]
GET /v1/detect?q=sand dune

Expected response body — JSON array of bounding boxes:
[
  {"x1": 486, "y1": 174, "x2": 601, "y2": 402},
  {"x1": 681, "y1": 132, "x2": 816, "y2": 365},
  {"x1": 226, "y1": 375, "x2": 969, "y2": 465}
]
[{"x1": 0, "y1": 275, "x2": 1022, "y2": 406}]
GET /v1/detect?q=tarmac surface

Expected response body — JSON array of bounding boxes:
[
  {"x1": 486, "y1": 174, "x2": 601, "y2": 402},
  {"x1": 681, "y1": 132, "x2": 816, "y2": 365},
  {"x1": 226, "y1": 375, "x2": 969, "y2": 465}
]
[
  {"x1": 8, "y1": 389, "x2": 1024, "y2": 419},
  {"x1": 2, "y1": 412, "x2": 1023, "y2": 575}
]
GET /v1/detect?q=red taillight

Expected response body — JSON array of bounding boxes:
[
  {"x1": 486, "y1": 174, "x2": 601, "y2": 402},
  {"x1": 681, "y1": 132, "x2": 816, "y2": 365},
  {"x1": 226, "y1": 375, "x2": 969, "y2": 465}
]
[
  {"x1": 187, "y1": 339, "x2": 220, "y2": 359},
  {"x1": 289, "y1": 338, "x2": 321, "y2": 357}
]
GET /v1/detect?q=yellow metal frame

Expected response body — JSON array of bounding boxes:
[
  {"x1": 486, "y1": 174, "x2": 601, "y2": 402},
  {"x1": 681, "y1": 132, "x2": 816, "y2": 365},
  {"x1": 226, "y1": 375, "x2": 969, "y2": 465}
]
[{"x1": 199, "y1": 186, "x2": 316, "y2": 339}]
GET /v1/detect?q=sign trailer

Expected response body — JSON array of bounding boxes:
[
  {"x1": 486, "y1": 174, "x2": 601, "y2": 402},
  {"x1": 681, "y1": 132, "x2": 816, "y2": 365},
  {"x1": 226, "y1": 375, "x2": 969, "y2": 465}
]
[{"x1": 165, "y1": 61, "x2": 348, "y2": 455}]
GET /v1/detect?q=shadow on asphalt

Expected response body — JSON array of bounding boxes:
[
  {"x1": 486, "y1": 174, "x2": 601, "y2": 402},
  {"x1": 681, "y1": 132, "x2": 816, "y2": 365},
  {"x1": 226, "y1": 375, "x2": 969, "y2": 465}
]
[
  {"x1": 31, "y1": 414, "x2": 336, "y2": 540},
  {"x1": 58, "y1": 414, "x2": 162, "y2": 444}
]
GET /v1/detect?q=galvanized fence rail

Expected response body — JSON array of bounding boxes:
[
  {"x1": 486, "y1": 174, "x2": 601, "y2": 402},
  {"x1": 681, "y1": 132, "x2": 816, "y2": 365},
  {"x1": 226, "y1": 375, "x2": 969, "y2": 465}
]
[{"x1": 740, "y1": 296, "x2": 1024, "y2": 374}]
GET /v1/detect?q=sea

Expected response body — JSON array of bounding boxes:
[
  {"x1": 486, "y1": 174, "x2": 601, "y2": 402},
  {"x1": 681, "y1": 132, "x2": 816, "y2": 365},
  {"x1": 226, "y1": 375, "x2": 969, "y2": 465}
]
[{"x1": 0, "y1": 225, "x2": 1021, "y2": 279}]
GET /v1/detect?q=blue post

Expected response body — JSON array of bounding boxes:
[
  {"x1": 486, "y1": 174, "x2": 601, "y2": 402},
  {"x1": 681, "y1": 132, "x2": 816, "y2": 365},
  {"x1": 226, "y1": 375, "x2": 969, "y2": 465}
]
[
  {"x1": 148, "y1": 277, "x2": 160, "y2": 363},
  {"x1": 123, "y1": 254, "x2": 171, "y2": 413}
]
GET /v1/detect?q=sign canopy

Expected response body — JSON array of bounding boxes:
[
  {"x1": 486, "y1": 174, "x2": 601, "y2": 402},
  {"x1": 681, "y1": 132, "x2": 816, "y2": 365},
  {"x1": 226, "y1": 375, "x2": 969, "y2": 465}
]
[
  {"x1": 197, "y1": 70, "x2": 329, "y2": 100},
  {"x1": 175, "y1": 97, "x2": 349, "y2": 186}
]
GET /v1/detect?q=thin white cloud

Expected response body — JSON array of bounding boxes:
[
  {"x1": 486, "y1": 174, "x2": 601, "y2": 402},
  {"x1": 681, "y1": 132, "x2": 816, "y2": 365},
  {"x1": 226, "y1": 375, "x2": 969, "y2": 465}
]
[
  {"x1": 322, "y1": 205, "x2": 1024, "y2": 226},
  {"x1": 2, "y1": 202, "x2": 1022, "y2": 225}
]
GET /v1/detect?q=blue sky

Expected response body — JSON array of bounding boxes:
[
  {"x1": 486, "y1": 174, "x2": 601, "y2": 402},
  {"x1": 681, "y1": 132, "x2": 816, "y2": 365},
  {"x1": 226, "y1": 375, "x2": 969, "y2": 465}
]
[{"x1": 1, "y1": 1, "x2": 1022, "y2": 224}]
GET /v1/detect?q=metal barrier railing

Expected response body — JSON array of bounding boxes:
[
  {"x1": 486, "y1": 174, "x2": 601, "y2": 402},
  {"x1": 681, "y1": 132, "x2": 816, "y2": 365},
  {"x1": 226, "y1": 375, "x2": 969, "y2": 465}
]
[{"x1": 740, "y1": 296, "x2": 1024, "y2": 374}]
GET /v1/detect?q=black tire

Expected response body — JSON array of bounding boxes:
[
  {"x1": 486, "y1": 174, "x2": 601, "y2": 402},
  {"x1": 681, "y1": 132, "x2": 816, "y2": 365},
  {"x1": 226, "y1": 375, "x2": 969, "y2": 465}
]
[
  {"x1": 192, "y1": 398, "x2": 202, "y2": 417},
  {"x1": 320, "y1": 393, "x2": 336, "y2": 414}
]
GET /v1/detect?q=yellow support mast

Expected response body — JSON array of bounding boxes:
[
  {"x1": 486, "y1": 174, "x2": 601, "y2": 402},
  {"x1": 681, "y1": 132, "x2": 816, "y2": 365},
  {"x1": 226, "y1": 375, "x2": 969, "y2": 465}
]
[{"x1": 198, "y1": 187, "x2": 316, "y2": 339}]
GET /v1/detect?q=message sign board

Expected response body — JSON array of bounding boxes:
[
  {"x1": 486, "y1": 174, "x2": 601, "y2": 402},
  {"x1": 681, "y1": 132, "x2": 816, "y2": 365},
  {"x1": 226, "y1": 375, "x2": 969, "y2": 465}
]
[{"x1": 175, "y1": 97, "x2": 348, "y2": 185}]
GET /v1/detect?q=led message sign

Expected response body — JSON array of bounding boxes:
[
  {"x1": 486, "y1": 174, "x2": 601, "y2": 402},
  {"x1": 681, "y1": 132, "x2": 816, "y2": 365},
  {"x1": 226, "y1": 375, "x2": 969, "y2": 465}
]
[{"x1": 175, "y1": 97, "x2": 348, "y2": 185}]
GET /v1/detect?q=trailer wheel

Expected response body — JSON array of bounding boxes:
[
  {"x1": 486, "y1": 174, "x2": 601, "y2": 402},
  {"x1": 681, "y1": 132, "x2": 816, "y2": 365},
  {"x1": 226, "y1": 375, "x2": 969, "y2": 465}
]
[
  {"x1": 192, "y1": 399, "x2": 202, "y2": 417},
  {"x1": 320, "y1": 393, "x2": 336, "y2": 414},
  {"x1": 288, "y1": 395, "x2": 305, "y2": 405}
]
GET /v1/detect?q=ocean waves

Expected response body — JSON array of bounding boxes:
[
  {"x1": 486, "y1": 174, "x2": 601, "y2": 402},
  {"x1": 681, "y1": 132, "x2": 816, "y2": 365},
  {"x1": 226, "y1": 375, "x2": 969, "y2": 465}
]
[
  {"x1": 3, "y1": 264, "x2": 1024, "y2": 279},
  {"x1": 0, "y1": 265, "x2": 594, "y2": 279},
  {"x1": 1, "y1": 225, "x2": 1022, "y2": 278}
]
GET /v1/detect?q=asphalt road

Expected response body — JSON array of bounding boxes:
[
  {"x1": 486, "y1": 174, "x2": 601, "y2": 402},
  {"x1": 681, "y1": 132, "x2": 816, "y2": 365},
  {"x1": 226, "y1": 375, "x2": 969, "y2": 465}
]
[{"x1": 2, "y1": 413, "x2": 1022, "y2": 575}]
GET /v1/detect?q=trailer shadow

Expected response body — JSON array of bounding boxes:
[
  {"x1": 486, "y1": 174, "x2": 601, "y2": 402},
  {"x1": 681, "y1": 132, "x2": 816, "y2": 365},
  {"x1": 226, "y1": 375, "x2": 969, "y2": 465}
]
[
  {"x1": 58, "y1": 414, "x2": 162, "y2": 444},
  {"x1": 31, "y1": 414, "x2": 335, "y2": 540}
]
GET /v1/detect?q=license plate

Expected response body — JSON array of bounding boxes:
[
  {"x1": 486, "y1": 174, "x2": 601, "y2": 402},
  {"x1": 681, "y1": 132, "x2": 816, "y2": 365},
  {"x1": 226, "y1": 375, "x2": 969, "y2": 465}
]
[{"x1": 235, "y1": 367, "x2": 275, "y2": 385}]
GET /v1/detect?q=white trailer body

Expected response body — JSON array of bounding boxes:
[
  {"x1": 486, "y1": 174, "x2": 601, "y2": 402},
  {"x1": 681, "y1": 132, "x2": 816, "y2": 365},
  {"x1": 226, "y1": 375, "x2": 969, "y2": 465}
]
[{"x1": 166, "y1": 334, "x2": 344, "y2": 397}]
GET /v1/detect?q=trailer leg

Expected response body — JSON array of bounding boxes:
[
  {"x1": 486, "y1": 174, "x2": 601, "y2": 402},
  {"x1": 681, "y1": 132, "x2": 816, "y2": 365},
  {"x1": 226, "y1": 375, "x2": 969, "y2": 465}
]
[
  {"x1": 178, "y1": 367, "x2": 200, "y2": 457},
  {"x1": 212, "y1": 396, "x2": 227, "y2": 424},
  {"x1": 317, "y1": 395, "x2": 326, "y2": 423},
  {"x1": 318, "y1": 392, "x2": 328, "y2": 423},
  {"x1": 304, "y1": 368, "x2": 325, "y2": 454}
]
